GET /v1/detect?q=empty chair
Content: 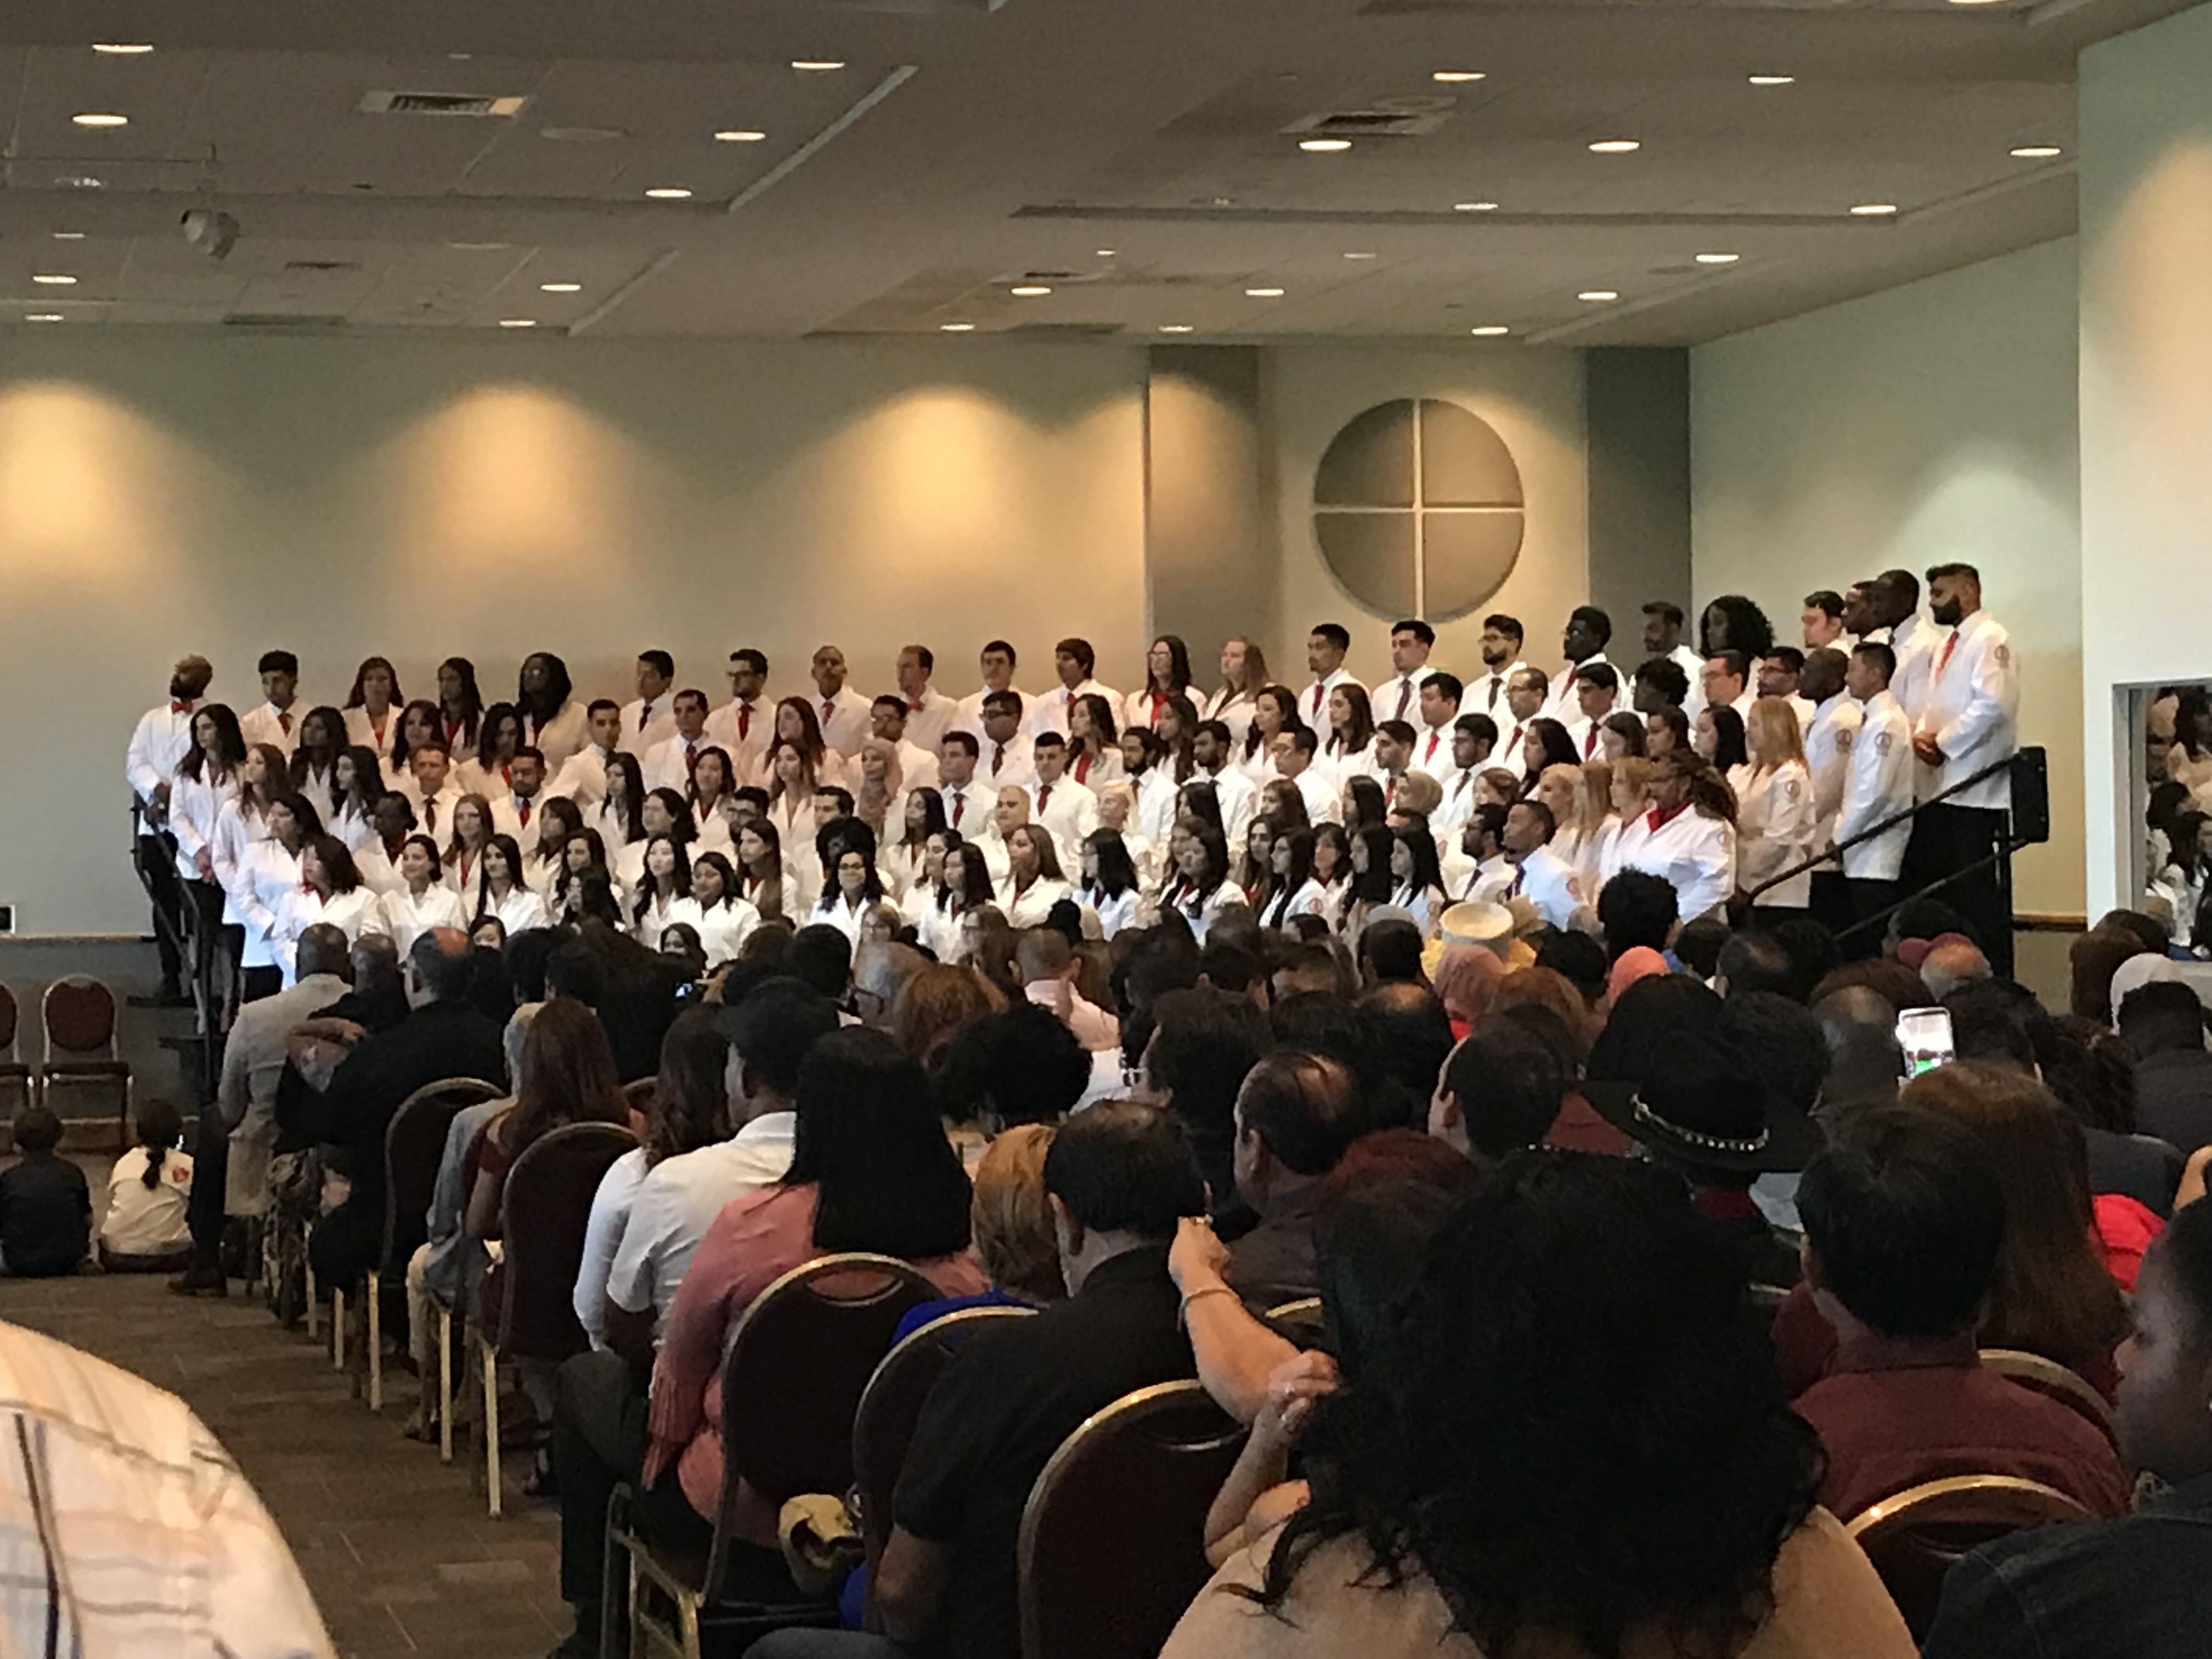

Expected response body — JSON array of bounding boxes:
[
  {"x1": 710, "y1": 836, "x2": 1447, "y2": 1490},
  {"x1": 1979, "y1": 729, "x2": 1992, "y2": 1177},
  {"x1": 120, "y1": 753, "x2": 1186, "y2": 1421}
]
[
  {"x1": 850, "y1": 1304, "x2": 1037, "y2": 1570},
  {"x1": 1019, "y1": 1379, "x2": 1246, "y2": 1659},
  {"x1": 610, "y1": 1252, "x2": 940, "y2": 1659},
  {"x1": 1980, "y1": 1348, "x2": 2120, "y2": 1450},
  {"x1": 37, "y1": 975, "x2": 129, "y2": 1129},
  {"x1": 478, "y1": 1120, "x2": 635, "y2": 1519},
  {"x1": 1846, "y1": 1473, "x2": 2094, "y2": 1640},
  {"x1": 0, "y1": 986, "x2": 30, "y2": 1122}
]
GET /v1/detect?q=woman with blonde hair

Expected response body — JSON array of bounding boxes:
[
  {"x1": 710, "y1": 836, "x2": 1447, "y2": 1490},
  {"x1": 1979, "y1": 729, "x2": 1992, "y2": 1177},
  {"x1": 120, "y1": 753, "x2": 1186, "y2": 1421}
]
[
  {"x1": 1737, "y1": 697, "x2": 1816, "y2": 917},
  {"x1": 1531, "y1": 764, "x2": 1601, "y2": 888},
  {"x1": 850, "y1": 736, "x2": 905, "y2": 842},
  {"x1": 1596, "y1": 757, "x2": 1655, "y2": 886},
  {"x1": 891, "y1": 962, "x2": 1006, "y2": 1073},
  {"x1": 1201, "y1": 635, "x2": 1270, "y2": 748},
  {"x1": 898, "y1": 1124, "x2": 1068, "y2": 1329}
]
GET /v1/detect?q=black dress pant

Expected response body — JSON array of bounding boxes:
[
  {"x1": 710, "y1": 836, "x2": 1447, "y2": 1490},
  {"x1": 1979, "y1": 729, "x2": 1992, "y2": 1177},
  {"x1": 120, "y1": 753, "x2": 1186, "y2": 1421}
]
[
  {"x1": 136, "y1": 834, "x2": 185, "y2": 986},
  {"x1": 185, "y1": 1098, "x2": 230, "y2": 1271},
  {"x1": 554, "y1": 1350, "x2": 710, "y2": 1620},
  {"x1": 1903, "y1": 803, "x2": 2013, "y2": 975}
]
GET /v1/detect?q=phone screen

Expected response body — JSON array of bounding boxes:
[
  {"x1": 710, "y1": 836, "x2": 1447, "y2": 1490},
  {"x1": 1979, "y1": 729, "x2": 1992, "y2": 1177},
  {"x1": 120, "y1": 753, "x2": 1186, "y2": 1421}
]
[{"x1": 1897, "y1": 1007, "x2": 1956, "y2": 1079}]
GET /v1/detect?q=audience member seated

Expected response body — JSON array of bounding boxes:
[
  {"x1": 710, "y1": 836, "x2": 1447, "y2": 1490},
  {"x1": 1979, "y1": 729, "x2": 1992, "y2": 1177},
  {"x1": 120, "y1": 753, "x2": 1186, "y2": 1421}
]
[
  {"x1": 573, "y1": 1008, "x2": 729, "y2": 1353},
  {"x1": 749, "y1": 1100, "x2": 1207, "y2": 1659},
  {"x1": 1588, "y1": 1031, "x2": 1816, "y2": 1288},
  {"x1": 894, "y1": 1122, "x2": 1067, "y2": 1339},
  {"x1": 98, "y1": 1099, "x2": 193, "y2": 1271},
  {"x1": 1596, "y1": 867, "x2": 1677, "y2": 962},
  {"x1": 552, "y1": 1024, "x2": 982, "y2": 1650},
  {"x1": 1355, "y1": 916, "x2": 1426, "y2": 988},
  {"x1": 1160, "y1": 1153, "x2": 1915, "y2": 1659},
  {"x1": 1718, "y1": 991, "x2": 1832, "y2": 1233},
  {"x1": 1356, "y1": 984, "x2": 1456, "y2": 1130},
  {"x1": 1715, "y1": 929, "x2": 1799, "y2": 1001},
  {"x1": 1809, "y1": 986, "x2": 1906, "y2": 1122},
  {"x1": 0, "y1": 1108, "x2": 89, "y2": 1278},
  {"x1": 1226, "y1": 1051, "x2": 1370, "y2": 1304},
  {"x1": 299, "y1": 928, "x2": 507, "y2": 1293},
  {"x1": 1793, "y1": 1107, "x2": 2131, "y2": 1520},
  {"x1": 602, "y1": 980, "x2": 838, "y2": 1342},
  {"x1": 1923, "y1": 1197, "x2": 2212, "y2": 1657},
  {"x1": 1427, "y1": 1015, "x2": 1567, "y2": 1168},
  {"x1": 2123, "y1": 979, "x2": 2212, "y2": 1154},
  {"x1": 1531, "y1": 928, "x2": 1607, "y2": 1011},
  {"x1": 1138, "y1": 986, "x2": 1269, "y2": 1224},
  {"x1": 1919, "y1": 936, "x2": 1994, "y2": 1002},
  {"x1": 927, "y1": 1000, "x2": 1090, "y2": 1165},
  {"x1": 2069, "y1": 920, "x2": 2155, "y2": 1023},
  {"x1": 1014, "y1": 927, "x2": 1119, "y2": 1051}
]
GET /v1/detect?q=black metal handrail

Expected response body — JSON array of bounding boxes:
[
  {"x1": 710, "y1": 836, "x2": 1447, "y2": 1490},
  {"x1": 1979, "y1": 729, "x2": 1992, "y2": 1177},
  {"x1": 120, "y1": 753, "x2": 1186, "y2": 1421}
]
[{"x1": 1740, "y1": 748, "x2": 2025, "y2": 903}]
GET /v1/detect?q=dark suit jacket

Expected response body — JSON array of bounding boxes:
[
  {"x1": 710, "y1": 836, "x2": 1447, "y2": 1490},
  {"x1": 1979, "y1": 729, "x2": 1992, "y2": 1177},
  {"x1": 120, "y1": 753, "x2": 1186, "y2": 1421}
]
[{"x1": 295, "y1": 999, "x2": 506, "y2": 1211}]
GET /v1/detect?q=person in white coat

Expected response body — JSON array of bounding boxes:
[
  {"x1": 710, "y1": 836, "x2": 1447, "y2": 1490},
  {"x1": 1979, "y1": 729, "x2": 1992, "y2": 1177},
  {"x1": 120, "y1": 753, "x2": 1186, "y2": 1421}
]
[
  {"x1": 808, "y1": 644, "x2": 876, "y2": 758},
  {"x1": 229, "y1": 794, "x2": 312, "y2": 1001},
  {"x1": 374, "y1": 834, "x2": 467, "y2": 956},
  {"x1": 1026, "y1": 734, "x2": 1100, "y2": 854},
  {"x1": 1735, "y1": 699, "x2": 1816, "y2": 916},
  {"x1": 1902, "y1": 562, "x2": 2023, "y2": 971},
  {"x1": 272, "y1": 834, "x2": 381, "y2": 984},
  {"x1": 1499, "y1": 800, "x2": 1588, "y2": 932},
  {"x1": 1832, "y1": 642, "x2": 1918, "y2": 928},
  {"x1": 998, "y1": 823, "x2": 1074, "y2": 929},
  {"x1": 618, "y1": 650, "x2": 680, "y2": 758},
  {"x1": 1075, "y1": 829, "x2": 1149, "y2": 939},
  {"x1": 1614, "y1": 752, "x2": 1736, "y2": 924},
  {"x1": 470, "y1": 832, "x2": 550, "y2": 936}
]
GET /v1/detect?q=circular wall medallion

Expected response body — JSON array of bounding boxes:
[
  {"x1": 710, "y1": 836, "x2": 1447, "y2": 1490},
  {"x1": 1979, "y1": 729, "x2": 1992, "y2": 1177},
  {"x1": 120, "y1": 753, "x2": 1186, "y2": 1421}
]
[{"x1": 1312, "y1": 398, "x2": 1525, "y2": 621}]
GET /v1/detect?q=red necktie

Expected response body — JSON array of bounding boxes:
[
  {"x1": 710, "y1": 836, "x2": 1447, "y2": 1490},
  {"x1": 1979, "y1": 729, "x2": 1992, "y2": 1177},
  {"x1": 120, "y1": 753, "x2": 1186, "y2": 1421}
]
[
  {"x1": 1311, "y1": 684, "x2": 1325, "y2": 720},
  {"x1": 1073, "y1": 752, "x2": 1091, "y2": 785},
  {"x1": 992, "y1": 744, "x2": 1005, "y2": 778},
  {"x1": 638, "y1": 704, "x2": 651, "y2": 733},
  {"x1": 1509, "y1": 724, "x2": 1522, "y2": 755},
  {"x1": 1423, "y1": 731, "x2": 1439, "y2": 765},
  {"x1": 684, "y1": 741, "x2": 697, "y2": 777},
  {"x1": 823, "y1": 698, "x2": 836, "y2": 723},
  {"x1": 278, "y1": 711, "x2": 292, "y2": 736},
  {"x1": 518, "y1": 801, "x2": 531, "y2": 828},
  {"x1": 424, "y1": 802, "x2": 438, "y2": 834},
  {"x1": 1935, "y1": 631, "x2": 1959, "y2": 678},
  {"x1": 1395, "y1": 681, "x2": 1412, "y2": 721},
  {"x1": 1583, "y1": 725, "x2": 1598, "y2": 759},
  {"x1": 952, "y1": 793, "x2": 965, "y2": 826},
  {"x1": 1039, "y1": 783, "x2": 1052, "y2": 810}
]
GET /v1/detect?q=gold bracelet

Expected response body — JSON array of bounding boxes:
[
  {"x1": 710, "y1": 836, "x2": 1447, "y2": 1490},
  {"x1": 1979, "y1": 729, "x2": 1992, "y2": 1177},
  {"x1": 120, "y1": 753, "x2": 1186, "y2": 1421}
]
[{"x1": 1180, "y1": 1284, "x2": 1239, "y2": 1314}]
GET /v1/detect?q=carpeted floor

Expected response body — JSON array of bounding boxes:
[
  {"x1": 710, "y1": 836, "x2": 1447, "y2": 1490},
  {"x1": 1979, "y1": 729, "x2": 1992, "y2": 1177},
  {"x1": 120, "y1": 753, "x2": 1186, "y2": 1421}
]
[{"x1": 1, "y1": 1193, "x2": 572, "y2": 1659}]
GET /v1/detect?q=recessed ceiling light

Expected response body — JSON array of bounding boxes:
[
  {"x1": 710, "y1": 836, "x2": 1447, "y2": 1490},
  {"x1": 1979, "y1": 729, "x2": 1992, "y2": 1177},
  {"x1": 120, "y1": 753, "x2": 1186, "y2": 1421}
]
[
  {"x1": 1849, "y1": 202, "x2": 1899, "y2": 216},
  {"x1": 52, "y1": 232, "x2": 84, "y2": 241},
  {"x1": 1245, "y1": 286, "x2": 1285, "y2": 298},
  {"x1": 72, "y1": 112, "x2": 128, "y2": 128},
  {"x1": 32, "y1": 274, "x2": 77, "y2": 286},
  {"x1": 1159, "y1": 324, "x2": 1195, "y2": 333},
  {"x1": 1299, "y1": 137, "x2": 1352, "y2": 153},
  {"x1": 1469, "y1": 325, "x2": 1510, "y2": 336},
  {"x1": 1577, "y1": 290, "x2": 1620, "y2": 302},
  {"x1": 1095, "y1": 248, "x2": 1116, "y2": 257},
  {"x1": 1343, "y1": 251, "x2": 1376, "y2": 260},
  {"x1": 91, "y1": 42, "x2": 153, "y2": 55},
  {"x1": 644, "y1": 187, "x2": 693, "y2": 200},
  {"x1": 1453, "y1": 201, "x2": 1499, "y2": 212},
  {"x1": 714, "y1": 129, "x2": 767, "y2": 143},
  {"x1": 539, "y1": 282, "x2": 582, "y2": 294},
  {"x1": 1009, "y1": 284, "x2": 1052, "y2": 297},
  {"x1": 497, "y1": 318, "x2": 537, "y2": 329},
  {"x1": 1431, "y1": 70, "x2": 1486, "y2": 83},
  {"x1": 791, "y1": 59, "x2": 846, "y2": 71},
  {"x1": 25, "y1": 314, "x2": 65, "y2": 323},
  {"x1": 2010, "y1": 144, "x2": 2063, "y2": 159},
  {"x1": 1695, "y1": 252, "x2": 1741, "y2": 265},
  {"x1": 1748, "y1": 75, "x2": 1796, "y2": 86},
  {"x1": 1588, "y1": 139, "x2": 1641, "y2": 154},
  {"x1": 939, "y1": 321, "x2": 975, "y2": 332}
]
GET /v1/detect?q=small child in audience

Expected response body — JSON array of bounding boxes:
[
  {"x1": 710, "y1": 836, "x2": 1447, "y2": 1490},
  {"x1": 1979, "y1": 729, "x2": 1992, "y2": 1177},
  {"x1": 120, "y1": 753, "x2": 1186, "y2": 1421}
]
[
  {"x1": 99, "y1": 1099, "x2": 194, "y2": 1270},
  {"x1": 0, "y1": 1107, "x2": 92, "y2": 1277}
]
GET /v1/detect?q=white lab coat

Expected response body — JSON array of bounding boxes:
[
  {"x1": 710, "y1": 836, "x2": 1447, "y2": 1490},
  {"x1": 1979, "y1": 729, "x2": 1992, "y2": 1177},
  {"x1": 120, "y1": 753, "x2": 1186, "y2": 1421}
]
[
  {"x1": 1736, "y1": 761, "x2": 1816, "y2": 909},
  {"x1": 1836, "y1": 690, "x2": 1916, "y2": 882},
  {"x1": 1914, "y1": 610, "x2": 2019, "y2": 810}
]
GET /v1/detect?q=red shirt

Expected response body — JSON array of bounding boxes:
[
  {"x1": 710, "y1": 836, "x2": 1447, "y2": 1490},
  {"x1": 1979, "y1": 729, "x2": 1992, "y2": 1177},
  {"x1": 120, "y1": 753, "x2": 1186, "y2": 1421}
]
[{"x1": 1795, "y1": 1330, "x2": 2132, "y2": 1522}]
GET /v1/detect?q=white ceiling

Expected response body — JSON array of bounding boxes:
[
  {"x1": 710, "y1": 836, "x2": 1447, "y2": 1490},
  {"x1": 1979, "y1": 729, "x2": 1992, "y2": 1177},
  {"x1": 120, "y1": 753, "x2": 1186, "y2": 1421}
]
[{"x1": 0, "y1": 0, "x2": 2181, "y2": 342}]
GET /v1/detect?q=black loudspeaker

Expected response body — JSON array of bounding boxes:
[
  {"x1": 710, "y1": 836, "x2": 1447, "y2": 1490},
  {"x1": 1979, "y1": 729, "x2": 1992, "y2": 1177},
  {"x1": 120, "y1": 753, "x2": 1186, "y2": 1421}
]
[{"x1": 2010, "y1": 747, "x2": 2050, "y2": 845}]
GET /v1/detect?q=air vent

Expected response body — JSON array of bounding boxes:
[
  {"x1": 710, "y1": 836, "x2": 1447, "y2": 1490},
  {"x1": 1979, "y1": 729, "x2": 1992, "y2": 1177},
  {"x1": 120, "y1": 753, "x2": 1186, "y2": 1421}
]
[
  {"x1": 1284, "y1": 110, "x2": 1449, "y2": 138},
  {"x1": 282, "y1": 260, "x2": 359, "y2": 274},
  {"x1": 224, "y1": 313, "x2": 348, "y2": 329},
  {"x1": 358, "y1": 90, "x2": 529, "y2": 118}
]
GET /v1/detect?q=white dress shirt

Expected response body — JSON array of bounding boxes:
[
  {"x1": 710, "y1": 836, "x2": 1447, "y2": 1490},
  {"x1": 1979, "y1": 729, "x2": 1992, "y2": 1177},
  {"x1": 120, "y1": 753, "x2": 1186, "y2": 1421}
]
[
  {"x1": 126, "y1": 699, "x2": 200, "y2": 826},
  {"x1": 1259, "y1": 879, "x2": 1331, "y2": 930},
  {"x1": 521, "y1": 701, "x2": 590, "y2": 774},
  {"x1": 1465, "y1": 854, "x2": 1515, "y2": 906},
  {"x1": 953, "y1": 685, "x2": 1032, "y2": 743},
  {"x1": 1159, "y1": 881, "x2": 1244, "y2": 944},
  {"x1": 410, "y1": 786, "x2": 464, "y2": 843},
  {"x1": 1466, "y1": 661, "x2": 1527, "y2": 720},
  {"x1": 703, "y1": 697, "x2": 768, "y2": 767},
  {"x1": 490, "y1": 793, "x2": 549, "y2": 858},
  {"x1": 374, "y1": 883, "x2": 467, "y2": 956},
  {"x1": 1289, "y1": 768, "x2": 1340, "y2": 828},
  {"x1": 1028, "y1": 776, "x2": 1100, "y2": 852},
  {"x1": 1299, "y1": 668, "x2": 1363, "y2": 731},
  {"x1": 208, "y1": 799, "x2": 273, "y2": 926},
  {"x1": 1135, "y1": 769, "x2": 1183, "y2": 847},
  {"x1": 605, "y1": 1115, "x2": 798, "y2": 1333},
  {"x1": 273, "y1": 884, "x2": 380, "y2": 983},
  {"x1": 643, "y1": 733, "x2": 706, "y2": 795},
  {"x1": 937, "y1": 780, "x2": 1001, "y2": 842},
  {"x1": 1026, "y1": 680, "x2": 1122, "y2": 741},
  {"x1": 1885, "y1": 612, "x2": 1937, "y2": 727},
  {"x1": 803, "y1": 688, "x2": 872, "y2": 758},
  {"x1": 618, "y1": 695, "x2": 679, "y2": 758},
  {"x1": 692, "y1": 896, "x2": 761, "y2": 965},
  {"x1": 898, "y1": 690, "x2": 961, "y2": 755},
  {"x1": 806, "y1": 891, "x2": 872, "y2": 944},
  {"x1": 1200, "y1": 687, "x2": 1260, "y2": 748},
  {"x1": 1077, "y1": 887, "x2": 1146, "y2": 940},
  {"x1": 550, "y1": 745, "x2": 616, "y2": 811},
  {"x1": 291, "y1": 759, "x2": 338, "y2": 828},
  {"x1": 238, "y1": 702, "x2": 302, "y2": 758},
  {"x1": 1372, "y1": 670, "x2": 1431, "y2": 729},
  {"x1": 1505, "y1": 842, "x2": 1587, "y2": 931},
  {"x1": 1543, "y1": 655, "x2": 1615, "y2": 725},
  {"x1": 1914, "y1": 610, "x2": 2019, "y2": 810},
  {"x1": 1025, "y1": 979, "x2": 1121, "y2": 1052},
  {"x1": 1320, "y1": 738, "x2": 1379, "y2": 793},
  {"x1": 1670, "y1": 643, "x2": 1709, "y2": 719},
  {"x1": 342, "y1": 706, "x2": 400, "y2": 764},
  {"x1": 352, "y1": 838, "x2": 407, "y2": 899},
  {"x1": 1432, "y1": 766, "x2": 1481, "y2": 842},
  {"x1": 979, "y1": 733, "x2": 1037, "y2": 791},
  {"x1": 476, "y1": 884, "x2": 550, "y2": 935},
  {"x1": 168, "y1": 769, "x2": 238, "y2": 881},
  {"x1": 889, "y1": 738, "x2": 941, "y2": 793},
  {"x1": 1000, "y1": 875, "x2": 1074, "y2": 930},
  {"x1": 1836, "y1": 690, "x2": 1916, "y2": 882},
  {"x1": 1736, "y1": 761, "x2": 1816, "y2": 910},
  {"x1": 1407, "y1": 723, "x2": 1458, "y2": 780},
  {"x1": 1197, "y1": 766, "x2": 1257, "y2": 851},
  {"x1": 232, "y1": 839, "x2": 303, "y2": 972},
  {"x1": 1121, "y1": 686, "x2": 1185, "y2": 733}
]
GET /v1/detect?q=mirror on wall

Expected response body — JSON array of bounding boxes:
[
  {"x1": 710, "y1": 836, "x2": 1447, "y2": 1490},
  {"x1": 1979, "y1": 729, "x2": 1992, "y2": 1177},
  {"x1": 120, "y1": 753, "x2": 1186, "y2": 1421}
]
[{"x1": 2138, "y1": 682, "x2": 2212, "y2": 949}]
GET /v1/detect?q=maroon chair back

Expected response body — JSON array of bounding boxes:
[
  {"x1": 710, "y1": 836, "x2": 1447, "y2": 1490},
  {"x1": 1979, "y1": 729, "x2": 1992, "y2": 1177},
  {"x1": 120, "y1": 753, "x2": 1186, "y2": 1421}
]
[
  {"x1": 490, "y1": 1121, "x2": 636, "y2": 1361},
  {"x1": 852, "y1": 1305, "x2": 1037, "y2": 1566},
  {"x1": 706, "y1": 1254, "x2": 938, "y2": 1593},
  {"x1": 43, "y1": 978, "x2": 116, "y2": 1056},
  {"x1": 381, "y1": 1077, "x2": 506, "y2": 1276},
  {"x1": 1018, "y1": 1380, "x2": 1245, "y2": 1659},
  {"x1": 1846, "y1": 1474, "x2": 2093, "y2": 1640},
  {"x1": 0, "y1": 985, "x2": 18, "y2": 1056},
  {"x1": 1979, "y1": 1348, "x2": 2120, "y2": 1451}
]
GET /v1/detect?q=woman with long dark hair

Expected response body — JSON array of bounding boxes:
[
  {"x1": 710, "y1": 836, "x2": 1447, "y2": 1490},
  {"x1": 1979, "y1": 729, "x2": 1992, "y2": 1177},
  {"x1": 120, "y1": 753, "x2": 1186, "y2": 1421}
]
[
  {"x1": 1518, "y1": 717, "x2": 1578, "y2": 794},
  {"x1": 641, "y1": 1029, "x2": 982, "y2": 1547},
  {"x1": 687, "y1": 850, "x2": 759, "y2": 965},
  {"x1": 522, "y1": 795, "x2": 585, "y2": 900},
  {"x1": 926, "y1": 840, "x2": 994, "y2": 962},
  {"x1": 596, "y1": 750, "x2": 648, "y2": 861},
  {"x1": 898, "y1": 828, "x2": 956, "y2": 935},
  {"x1": 885, "y1": 788, "x2": 948, "y2": 900},
  {"x1": 1155, "y1": 692, "x2": 1203, "y2": 788},
  {"x1": 1697, "y1": 701, "x2": 1752, "y2": 778},
  {"x1": 1076, "y1": 827, "x2": 1145, "y2": 939},
  {"x1": 685, "y1": 745, "x2": 739, "y2": 855},
  {"x1": 1238, "y1": 684, "x2": 1304, "y2": 786},
  {"x1": 772, "y1": 696, "x2": 845, "y2": 788},
  {"x1": 810, "y1": 823, "x2": 888, "y2": 941},
  {"x1": 458, "y1": 701, "x2": 524, "y2": 799},
  {"x1": 1163, "y1": 1154, "x2": 1903, "y2": 1659},
  {"x1": 287, "y1": 705, "x2": 347, "y2": 823},
  {"x1": 172, "y1": 703, "x2": 246, "y2": 888},
  {"x1": 1125, "y1": 634, "x2": 1195, "y2": 732},
  {"x1": 1261, "y1": 826, "x2": 1329, "y2": 929},
  {"x1": 630, "y1": 834, "x2": 697, "y2": 941},
  {"x1": 436, "y1": 657, "x2": 486, "y2": 757},
  {"x1": 1386, "y1": 825, "x2": 1449, "y2": 937},
  {"x1": 233, "y1": 793, "x2": 321, "y2": 1000},
  {"x1": 1238, "y1": 814, "x2": 1279, "y2": 905},
  {"x1": 1322, "y1": 684, "x2": 1379, "y2": 787},
  {"x1": 441, "y1": 792, "x2": 494, "y2": 899},
  {"x1": 735, "y1": 819, "x2": 800, "y2": 924},
  {"x1": 328, "y1": 744, "x2": 385, "y2": 851},
  {"x1": 343, "y1": 656, "x2": 406, "y2": 760},
  {"x1": 516, "y1": 651, "x2": 589, "y2": 772},
  {"x1": 1159, "y1": 822, "x2": 1240, "y2": 942},
  {"x1": 377, "y1": 832, "x2": 466, "y2": 954},
  {"x1": 473, "y1": 831, "x2": 549, "y2": 935},
  {"x1": 998, "y1": 823, "x2": 1071, "y2": 930},
  {"x1": 1336, "y1": 824, "x2": 1399, "y2": 936},
  {"x1": 278, "y1": 833, "x2": 380, "y2": 974},
  {"x1": 1341, "y1": 775, "x2": 1388, "y2": 835},
  {"x1": 1064, "y1": 692, "x2": 1122, "y2": 792},
  {"x1": 1701, "y1": 593, "x2": 1779, "y2": 663}
]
